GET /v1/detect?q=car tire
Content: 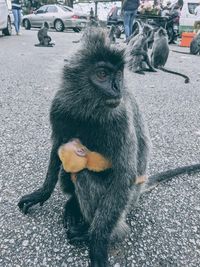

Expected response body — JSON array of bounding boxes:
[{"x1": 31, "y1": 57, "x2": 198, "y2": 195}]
[
  {"x1": 117, "y1": 22, "x2": 124, "y2": 34},
  {"x1": 23, "y1": 19, "x2": 31, "y2": 30},
  {"x1": 115, "y1": 25, "x2": 121, "y2": 38},
  {"x1": 73, "y1": 27, "x2": 81, "y2": 33},
  {"x1": 167, "y1": 26, "x2": 174, "y2": 44},
  {"x1": 2, "y1": 17, "x2": 12, "y2": 36},
  {"x1": 54, "y1": 19, "x2": 64, "y2": 32}
]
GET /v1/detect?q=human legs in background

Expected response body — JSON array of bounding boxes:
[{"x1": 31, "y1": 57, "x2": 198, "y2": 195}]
[
  {"x1": 124, "y1": 10, "x2": 138, "y2": 41},
  {"x1": 12, "y1": 9, "x2": 21, "y2": 34},
  {"x1": 129, "y1": 10, "x2": 137, "y2": 36}
]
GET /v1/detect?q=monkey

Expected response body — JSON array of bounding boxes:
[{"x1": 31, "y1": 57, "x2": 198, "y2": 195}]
[
  {"x1": 108, "y1": 25, "x2": 116, "y2": 44},
  {"x1": 58, "y1": 138, "x2": 112, "y2": 174},
  {"x1": 151, "y1": 27, "x2": 190, "y2": 83},
  {"x1": 18, "y1": 28, "x2": 151, "y2": 267},
  {"x1": 58, "y1": 138, "x2": 148, "y2": 185},
  {"x1": 126, "y1": 23, "x2": 156, "y2": 47},
  {"x1": 72, "y1": 19, "x2": 100, "y2": 44},
  {"x1": 58, "y1": 138, "x2": 200, "y2": 190},
  {"x1": 125, "y1": 25, "x2": 157, "y2": 74},
  {"x1": 17, "y1": 28, "x2": 200, "y2": 266},
  {"x1": 114, "y1": 25, "x2": 122, "y2": 39},
  {"x1": 172, "y1": 30, "x2": 200, "y2": 55},
  {"x1": 35, "y1": 22, "x2": 54, "y2": 47}
]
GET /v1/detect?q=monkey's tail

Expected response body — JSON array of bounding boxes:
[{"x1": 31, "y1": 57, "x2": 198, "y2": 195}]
[
  {"x1": 171, "y1": 50, "x2": 190, "y2": 55},
  {"x1": 159, "y1": 67, "x2": 190, "y2": 83},
  {"x1": 144, "y1": 164, "x2": 200, "y2": 191}
]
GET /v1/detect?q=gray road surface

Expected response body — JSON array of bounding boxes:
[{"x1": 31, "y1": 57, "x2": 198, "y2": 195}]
[{"x1": 0, "y1": 29, "x2": 200, "y2": 267}]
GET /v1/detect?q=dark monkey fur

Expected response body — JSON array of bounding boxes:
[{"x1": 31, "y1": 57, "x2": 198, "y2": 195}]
[
  {"x1": 18, "y1": 28, "x2": 200, "y2": 266},
  {"x1": 151, "y1": 27, "x2": 190, "y2": 83},
  {"x1": 126, "y1": 25, "x2": 156, "y2": 74},
  {"x1": 35, "y1": 22, "x2": 54, "y2": 47}
]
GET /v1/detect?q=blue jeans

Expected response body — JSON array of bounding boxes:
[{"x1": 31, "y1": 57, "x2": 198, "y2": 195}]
[
  {"x1": 124, "y1": 10, "x2": 137, "y2": 39},
  {"x1": 12, "y1": 9, "x2": 21, "y2": 33}
]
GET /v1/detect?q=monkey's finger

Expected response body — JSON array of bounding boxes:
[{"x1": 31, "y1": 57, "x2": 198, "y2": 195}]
[{"x1": 21, "y1": 202, "x2": 36, "y2": 214}]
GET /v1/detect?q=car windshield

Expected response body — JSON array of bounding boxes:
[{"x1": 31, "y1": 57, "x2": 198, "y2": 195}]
[
  {"x1": 59, "y1": 6, "x2": 73, "y2": 12},
  {"x1": 188, "y1": 3, "x2": 199, "y2": 14}
]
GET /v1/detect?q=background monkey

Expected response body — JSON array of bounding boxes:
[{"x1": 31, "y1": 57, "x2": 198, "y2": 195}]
[
  {"x1": 35, "y1": 22, "x2": 54, "y2": 47},
  {"x1": 18, "y1": 28, "x2": 200, "y2": 266},
  {"x1": 108, "y1": 25, "x2": 116, "y2": 44},
  {"x1": 151, "y1": 27, "x2": 190, "y2": 83},
  {"x1": 126, "y1": 25, "x2": 156, "y2": 74}
]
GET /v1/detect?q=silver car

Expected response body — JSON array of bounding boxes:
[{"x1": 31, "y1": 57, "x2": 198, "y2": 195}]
[{"x1": 22, "y1": 4, "x2": 88, "y2": 32}]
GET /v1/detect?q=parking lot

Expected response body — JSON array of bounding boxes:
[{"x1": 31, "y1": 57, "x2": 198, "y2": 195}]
[{"x1": 0, "y1": 28, "x2": 200, "y2": 267}]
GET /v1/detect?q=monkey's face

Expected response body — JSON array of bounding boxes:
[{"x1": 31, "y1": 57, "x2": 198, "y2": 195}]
[{"x1": 90, "y1": 62, "x2": 123, "y2": 108}]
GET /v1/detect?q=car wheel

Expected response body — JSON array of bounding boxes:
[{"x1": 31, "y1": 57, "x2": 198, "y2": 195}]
[
  {"x1": 23, "y1": 19, "x2": 31, "y2": 30},
  {"x1": 2, "y1": 17, "x2": 12, "y2": 36},
  {"x1": 73, "y1": 27, "x2": 81, "y2": 33},
  {"x1": 54, "y1": 19, "x2": 64, "y2": 32},
  {"x1": 117, "y1": 22, "x2": 124, "y2": 34},
  {"x1": 167, "y1": 26, "x2": 174, "y2": 44},
  {"x1": 115, "y1": 25, "x2": 121, "y2": 38}
]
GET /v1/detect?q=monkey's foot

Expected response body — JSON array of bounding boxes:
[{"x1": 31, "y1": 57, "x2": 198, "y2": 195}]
[
  {"x1": 18, "y1": 188, "x2": 50, "y2": 214},
  {"x1": 143, "y1": 68, "x2": 157, "y2": 72},
  {"x1": 89, "y1": 241, "x2": 109, "y2": 267},
  {"x1": 135, "y1": 70, "x2": 145, "y2": 75},
  {"x1": 67, "y1": 223, "x2": 89, "y2": 244},
  {"x1": 34, "y1": 43, "x2": 55, "y2": 47}
]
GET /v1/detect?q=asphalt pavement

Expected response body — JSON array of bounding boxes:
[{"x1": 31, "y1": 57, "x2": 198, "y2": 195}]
[{"x1": 0, "y1": 28, "x2": 200, "y2": 267}]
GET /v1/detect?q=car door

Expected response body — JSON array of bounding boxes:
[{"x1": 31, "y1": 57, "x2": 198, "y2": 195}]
[
  {"x1": 31, "y1": 6, "x2": 48, "y2": 28},
  {"x1": 45, "y1": 5, "x2": 59, "y2": 27},
  {"x1": 180, "y1": 1, "x2": 199, "y2": 31},
  {"x1": 0, "y1": 0, "x2": 8, "y2": 29}
]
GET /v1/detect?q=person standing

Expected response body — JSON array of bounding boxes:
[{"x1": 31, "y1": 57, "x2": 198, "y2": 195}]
[
  {"x1": 12, "y1": 0, "x2": 22, "y2": 35},
  {"x1": 122, "y1": 0, "x2": 140, "y2": 41}
]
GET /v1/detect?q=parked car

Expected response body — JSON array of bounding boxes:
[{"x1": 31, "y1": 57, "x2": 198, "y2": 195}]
[
  {"x1": 0, "y1": 0, "x2": 14, "y2": 35},
  {"x1": 179, "y1": 0, "x2": 200, "y2": 33},
  {"x1": 22, "y1": 4, "x2": 88, "y2": 32},
  {"x1": 107, "y1": 6, "x2": 124, "y2": 34}
]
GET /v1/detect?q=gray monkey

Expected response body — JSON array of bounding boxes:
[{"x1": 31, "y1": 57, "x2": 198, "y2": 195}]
[
  {"x1": 126, "y1": 25, "x2": 157, "y2": 74},
  {"x1": 35, "y1": 22, "x2": 54, "y2": 47},
  {"x1": 151, "y1": 27, "x2": 190, "y2": 83},
  {"x1": 19, "y1": 28, "x2": 151, "y2": 267},
  {"x1": 18, "y1": 28, "x2": 200, "y2": 267},
  {"x1": 108, "y1": 24, "x2": 116, "y2": 44}
]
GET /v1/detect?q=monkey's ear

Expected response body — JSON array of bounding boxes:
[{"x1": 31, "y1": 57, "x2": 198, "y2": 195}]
[{"x1": 75, "y1": 147, "x2": 87, "y2": 157}]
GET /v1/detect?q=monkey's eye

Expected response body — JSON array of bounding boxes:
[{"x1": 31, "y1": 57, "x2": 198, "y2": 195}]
[{"x1": 96, "y1": 69, "x2": 108, "y2": 81}]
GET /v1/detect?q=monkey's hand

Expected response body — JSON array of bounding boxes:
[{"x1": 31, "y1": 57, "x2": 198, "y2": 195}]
[{"x1": 18, "y1": 188, "x2": 51, "y2": 214}]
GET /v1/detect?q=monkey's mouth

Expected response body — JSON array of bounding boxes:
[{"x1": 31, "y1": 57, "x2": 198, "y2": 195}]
[{"x1": 105, "y1": 98, "x2": 121, "y2": 108}]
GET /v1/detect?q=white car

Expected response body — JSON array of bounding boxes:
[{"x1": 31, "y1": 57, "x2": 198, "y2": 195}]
[
  {"x1": 22, "y1": 4, "x2": 88, "y2": 32},
  {"x1": 179, "y1": 0, "x2": 200, "y2": 33},
  {"x1": 0, "y1": 0, "x2": 14, "y2": 35}
]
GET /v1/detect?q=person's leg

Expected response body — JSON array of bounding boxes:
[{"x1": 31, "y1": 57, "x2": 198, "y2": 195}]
[
  {"x1": 12, "y1": 9, "x2": 18, "y2": 33},
  {"x1": 129, "y1": 10, "x2": 138, "y2": 36},
  {"x1": 17, "y1": 10, "x2": 22, "y2": 33},
  {"x1": 124, "y1": 11, "x2": 131, "y2": 39}
]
